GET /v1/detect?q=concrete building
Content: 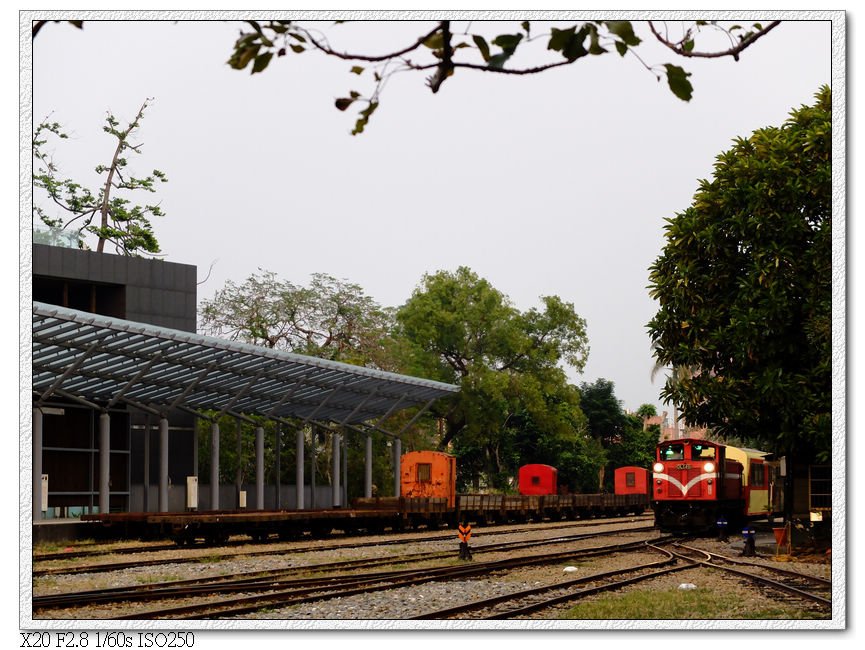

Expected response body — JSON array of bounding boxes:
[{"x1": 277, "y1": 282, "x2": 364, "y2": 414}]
[{"x1": 32, "y1": 243, "x2": 198, "y2": 516}]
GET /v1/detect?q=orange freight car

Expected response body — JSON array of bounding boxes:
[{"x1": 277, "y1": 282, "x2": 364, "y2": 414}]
[{"x1": 400, "y1": 451, "x2": 457, "y2": 509}]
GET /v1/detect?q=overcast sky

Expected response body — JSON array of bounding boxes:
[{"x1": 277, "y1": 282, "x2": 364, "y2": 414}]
[{"x1": 28, "y1": 15, "x2": 834, "y2": 416}]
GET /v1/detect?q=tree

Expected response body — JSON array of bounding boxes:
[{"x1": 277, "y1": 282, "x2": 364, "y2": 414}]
[
  {"x1": 636, "y1": 403, "x2": 657, "y2": 419},
  {"x1": 604, "y1": 414, "x2": 659, "y2": 488},
  {"x1": 396, "y1": 266, "x2": 591, "y2": 489},
  {"x1": 199, "y1": 270, "x2": 399, "y2": 368},
  {"x1": 32, "y1": 99, "x2": 167, "y2": 255},
  {"x1": 647, "y1": 86, "x2": 831, "y2": 459},
  {"x1": 226, "y1": 19, "x2": 779, "y2": 134}
]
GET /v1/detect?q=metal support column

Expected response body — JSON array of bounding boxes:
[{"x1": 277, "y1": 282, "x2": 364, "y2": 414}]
[
  {"x1": 143, "y1": 417, "x2": 151, "y2": 512},
  {"x1": 310, "y1": 428, "x2": 317, "y2": 509},
  {"x1": 235, "y1": 418, "x2": 242, "y2": 508},
  {"x1": 210, "y1": 421, "x2": 220, "y2": 510},
  {"x1": 393, "y1": 437, "x2": 402, "y2": 498},
  {"x1": 255, "y1": 426, "x2": 264, "y2": 510},
  {"x1": 296, "y1": 428, "x2": 305, "y2": 510},
  {"x1": 33, "y1": 407, "x2": 43, "y2": 522},
  {"x1": 332, "y1": 432, "x2": 341, "y2": 507},
  {"x1": 99, "y1": 412, "x2": 110, "y2": 514},
  {"x1": 365, "y1": 433, "x2": 373, "y2": 498},
  {"x1": 158, "y1": 417, "x2": 169, "y2": 512},
  {"x1": 342, "y1": 430, "x2": 348, "y2": 508},
  {"x1": 275, "y1": 424, "x2": 281, "y2": 509}
]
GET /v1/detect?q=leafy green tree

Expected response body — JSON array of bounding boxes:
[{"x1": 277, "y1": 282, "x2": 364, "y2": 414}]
[
  {"x1": 579, "y1": 378, "x2": 628, "y2": 446},
  {"x1": 199, "y1": 270, "x2": 399, "y2": 369},
  {"x1": 32, "y1": 99, "x2": 167, "y2": 255},
  {"x1": 226, "y1": 19, "x2": 778, "y2": 134},
  {"x1": 636, "y1": 403, "x2": 658, "y2": 419},
  {"x1": 577, "y1": 378, "x2": 657, "y2": 489},
  {"x1": 396, "y1": 266, "x2": 591, "y2": 489},
  {"x1": 198, "y1": 270, "x2": 442, "y2": 498},
  {"x1": 647, "y1": 86, "x2": 831, "y2": 459},
  {"x1": 605, "y1": 414, "x2": 659, "y2": 488}
]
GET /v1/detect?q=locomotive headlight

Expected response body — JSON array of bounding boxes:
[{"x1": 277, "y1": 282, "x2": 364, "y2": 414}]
[
  {"x1": 703, "y1": 462, "x2": 715, "y2": 473},
  {"x1": 653, "y1": 462, "x2": 664, "y2": 473}
]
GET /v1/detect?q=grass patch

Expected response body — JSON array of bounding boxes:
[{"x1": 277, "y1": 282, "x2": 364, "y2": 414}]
[{"x1": 560, "y1": 587, "x2": 826, "y2": 620}]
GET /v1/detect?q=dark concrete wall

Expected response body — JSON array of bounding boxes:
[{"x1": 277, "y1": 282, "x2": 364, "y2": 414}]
[
  {"x1": 32, "y1": 244, "x2": 199, "y2": 514},
  {"x1": 32, "y1": 243, "x2": 197, "y2": 332}
]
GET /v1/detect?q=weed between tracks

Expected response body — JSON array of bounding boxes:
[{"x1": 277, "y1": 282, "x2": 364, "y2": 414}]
[{"x1": 559, "y1": 588, "x2": 826, "y2": 620}]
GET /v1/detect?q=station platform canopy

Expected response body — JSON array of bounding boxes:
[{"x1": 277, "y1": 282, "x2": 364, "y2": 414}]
[{"x1": 31, "y1": 302, "x2": 459, "y2": 426}]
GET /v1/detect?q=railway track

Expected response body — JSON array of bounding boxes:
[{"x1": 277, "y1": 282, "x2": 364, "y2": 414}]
[
  {"x1": 33, "y1": 528, "x2": 663, "y2": 619},
  {"x1": 33, "y1": 519, "x2": 655, "y2": 577},
  {"x1": 670, "y1": 543, "x2": 832, "y2": 611},
  {"x1": 411, "y1": 542, "x2": 692, "y2": 619},
  {"x1": 412, "y1": 541, "x2": 833, "y2": 620},
  {"x1": 33, "y1": 514, "x2": 653, "y2": 562},
  {"x1": 123, "y1": 536, "x2": 667, "y2": 620}
]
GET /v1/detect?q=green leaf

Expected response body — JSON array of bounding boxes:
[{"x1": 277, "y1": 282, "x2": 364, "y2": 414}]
[
  {"x1": 424, "y1": 32, "x2": 444, "y2": 49},
  {"x1": 350, "y1": 66, "x2": 364, "y2": 75},
  {"x1": 472, "y1": 34, "x2": 491, "y2": 62},
  {"x1": 289, "y1": 44, "x2": 305, "y2": 54},
  {"x1": 334, "y1": 97, "x2": 355, "y2": 111},
  {"x1": 351, "y1": 101, "x2": 379, "y2": 136},
  {"x1": 587, "y1": 24, "x2": 607, "y2": 55},
  {"x1": 683, "y1": 39, "x2": 695, "y2": 52},
  {"x1": 547, "y1": 26, "x2": 588, "y2": 62},
  {"x1": 615, "y1": 41, "x2": 628, "y2": 56},
  {"x1": 664, "y1": 64, "x2": 693, "y2": 101},
  {"x1": 229, "y1": 44, "x2": 261, "y2": 70},
  {"x1": 492, "y1": 33, "x2": 523, "y2": 51},
  {"x1": 605, "y1": 21, "x2": 641, "y2": 46},
  {"x1": 251, "y1": 52, "x2": 273, "y2": 74},
  {"x1": 521, "y1": 21, "x2": 530, "y2": 35}
]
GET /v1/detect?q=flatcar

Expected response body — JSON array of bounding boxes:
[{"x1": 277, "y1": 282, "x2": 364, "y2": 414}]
[
  {"x1": 82, "y1": 451, "x2": 651, "y2": 544},
  {"x1": 651, "y1": 437, "x2": 782, "y2": 532},
  {"x1": 399, "y1": 453, "x2": 649, "y2": 527}
]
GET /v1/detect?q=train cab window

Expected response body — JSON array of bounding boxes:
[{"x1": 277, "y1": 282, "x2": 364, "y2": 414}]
[
  {"x1": 691, "y1": 444, "x2": 716, "y2": 460},
  {"x1": 417, "y1": 463, "x2": 432, "y2": 483},
  {"x1": 749, "y1": 464, "x2": 766, "y2": 487},
  {"x1": 626, "y1": 472, "x2": 636, "y2": 487},
  {"x1": 660, "y1": 444, "x2": 684, "y2": 461}
]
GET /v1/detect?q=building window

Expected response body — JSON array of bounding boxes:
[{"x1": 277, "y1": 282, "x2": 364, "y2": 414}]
[{"x1": 417, "y1": 463, "x2": 431, "y2": 483}]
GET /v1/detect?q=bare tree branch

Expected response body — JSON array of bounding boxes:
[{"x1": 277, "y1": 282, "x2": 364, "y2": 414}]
[{"x1": 648, "y1": 20, "x2": 781, "y2": 61}]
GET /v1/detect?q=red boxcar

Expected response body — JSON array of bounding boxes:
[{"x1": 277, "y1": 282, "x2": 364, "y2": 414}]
[
  {"x1": 400, "y1": 451, "x2": 457, "y2": 508},
  {"x1": 518, "y1": 464, "x2": 558, "y2": 495},
  {"x1": 614, "y1": 466, "x2": 650, "y2": 496}
]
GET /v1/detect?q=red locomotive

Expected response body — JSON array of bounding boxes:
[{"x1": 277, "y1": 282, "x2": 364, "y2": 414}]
[{"x1": 651, "y1": 438, "x2": 782, "y2": 532}]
